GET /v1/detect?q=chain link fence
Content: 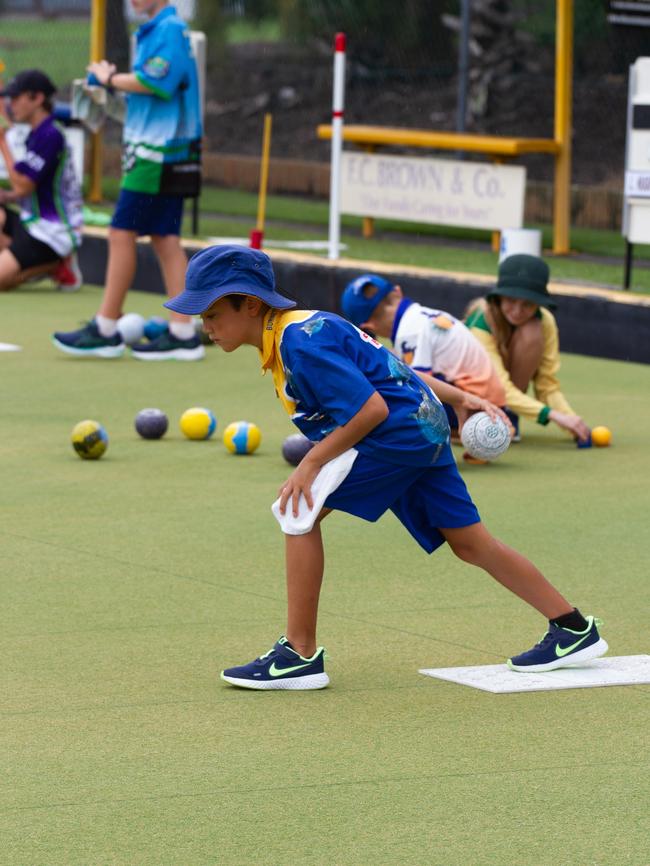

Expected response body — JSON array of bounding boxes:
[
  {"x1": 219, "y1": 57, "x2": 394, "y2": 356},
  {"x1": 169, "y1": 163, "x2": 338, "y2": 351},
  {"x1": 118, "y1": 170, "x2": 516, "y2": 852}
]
[{"x1": 0, "y1": 1, "x2": 90, "y2": 101}]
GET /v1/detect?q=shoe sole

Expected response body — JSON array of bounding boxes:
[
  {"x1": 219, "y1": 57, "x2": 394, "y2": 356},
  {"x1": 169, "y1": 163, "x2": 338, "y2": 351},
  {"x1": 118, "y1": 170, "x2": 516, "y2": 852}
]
[
  {"x1": 507, "y1": 637, "x2": 609, "y2": 673},
  {"x1": 51, "y1": 337, "x2": 125, "y2": 358},
  {"x1": 220, "y1": 671, "x2": 330, "y2": 690},
  {"x1": 131, "y1": 347, "x2": 206, "y2": 361}
]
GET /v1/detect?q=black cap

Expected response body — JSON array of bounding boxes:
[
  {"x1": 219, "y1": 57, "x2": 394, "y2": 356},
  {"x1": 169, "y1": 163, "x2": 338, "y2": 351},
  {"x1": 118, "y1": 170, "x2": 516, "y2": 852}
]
[{"x1": 0, "y1": 69, "x2": 56, "y2": 99}]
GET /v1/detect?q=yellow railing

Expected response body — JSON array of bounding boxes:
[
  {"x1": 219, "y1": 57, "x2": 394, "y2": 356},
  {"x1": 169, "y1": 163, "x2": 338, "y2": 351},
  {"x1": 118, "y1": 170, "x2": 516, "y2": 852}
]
[{"x1": 318, "y1": 0, "x2": 573, "y2": 255}]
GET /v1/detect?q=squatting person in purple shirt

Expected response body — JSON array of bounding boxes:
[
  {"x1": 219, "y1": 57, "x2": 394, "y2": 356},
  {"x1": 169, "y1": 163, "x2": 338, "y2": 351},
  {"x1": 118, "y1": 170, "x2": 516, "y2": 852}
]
[{"x1": 0, "y1": 69, "x2": 83, "y2": 291}]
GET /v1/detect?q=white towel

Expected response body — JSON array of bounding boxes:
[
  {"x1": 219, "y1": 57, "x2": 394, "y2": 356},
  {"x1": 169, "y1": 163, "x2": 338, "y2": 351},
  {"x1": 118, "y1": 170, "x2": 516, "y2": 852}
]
[{"x1": 271, "y1": 448, "x2": 358, "y2": 535}]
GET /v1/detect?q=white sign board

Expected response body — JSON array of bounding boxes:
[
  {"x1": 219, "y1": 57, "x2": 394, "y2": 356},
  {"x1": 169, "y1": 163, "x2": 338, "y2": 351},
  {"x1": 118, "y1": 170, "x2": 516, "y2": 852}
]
[
  {"x1": 625, "y1": 170, "x2": 650, "y2": 197},
  {"x1": 340, "y1": 152, "x2": 525, "y2": 230},
  {"x1": 623, "y1": 57, "x2": 650, "y2": 242},
  {"x1": 0, "y1": 124, "x2": 84, "y2": 185}
]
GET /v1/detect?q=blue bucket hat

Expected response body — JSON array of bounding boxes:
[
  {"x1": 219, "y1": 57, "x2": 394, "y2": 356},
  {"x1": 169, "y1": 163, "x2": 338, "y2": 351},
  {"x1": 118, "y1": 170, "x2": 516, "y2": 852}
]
[
  {"x1": 164, "y1": 245, "x2": 296, "y2": 315},
  {"x1": 340, "y1": 274, "x2": 395, "y2": 326}
]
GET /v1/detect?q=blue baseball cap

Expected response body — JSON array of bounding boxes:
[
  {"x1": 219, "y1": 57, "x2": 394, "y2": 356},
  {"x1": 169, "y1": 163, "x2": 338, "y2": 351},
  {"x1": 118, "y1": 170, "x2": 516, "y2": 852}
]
[
  {"x1": 340, "y1": 274, "x2": 395, "y2": 326},
  {"x1": 164, "y1": 245, "x2": 296, "y2": 315}
]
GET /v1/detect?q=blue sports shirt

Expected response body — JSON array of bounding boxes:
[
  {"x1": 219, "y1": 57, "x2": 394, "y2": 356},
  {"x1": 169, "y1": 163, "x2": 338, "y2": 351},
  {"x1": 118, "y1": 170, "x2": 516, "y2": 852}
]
[
  {"x1": 260, "y1": 309, "x2": 451, "y2": 467},
  {"x1": 122, "y1": 5, "x2": 201, "y2": 194}
]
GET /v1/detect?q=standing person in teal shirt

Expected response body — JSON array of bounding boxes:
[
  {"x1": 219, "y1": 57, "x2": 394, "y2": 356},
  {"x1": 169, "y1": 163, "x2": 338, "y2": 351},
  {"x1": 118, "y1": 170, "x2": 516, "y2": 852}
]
[{"x1": 53, "y1": 0, "x2": 204, "y2": 360}]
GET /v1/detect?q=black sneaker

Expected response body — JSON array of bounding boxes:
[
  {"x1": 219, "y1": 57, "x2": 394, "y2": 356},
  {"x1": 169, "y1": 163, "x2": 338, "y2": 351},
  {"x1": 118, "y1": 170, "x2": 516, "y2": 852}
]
[
  {"x1": 131, "y1": 330, "x2": 205, "y2": 361},
  {"x1": 52, "y1": 319, "x2": 125, "y2": 358}
]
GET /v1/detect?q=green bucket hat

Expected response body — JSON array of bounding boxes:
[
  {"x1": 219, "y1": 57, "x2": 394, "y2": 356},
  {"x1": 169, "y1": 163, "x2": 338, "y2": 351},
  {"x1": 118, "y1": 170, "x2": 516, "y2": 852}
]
[{"x1": 487, "y1": 254, "x2": 556, "y2": 310}]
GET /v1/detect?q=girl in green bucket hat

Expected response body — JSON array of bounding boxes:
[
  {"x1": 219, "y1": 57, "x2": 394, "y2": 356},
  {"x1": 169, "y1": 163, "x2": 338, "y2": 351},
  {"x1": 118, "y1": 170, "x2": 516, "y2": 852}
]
[{"x1": 465, "y1": 254, "x2": 591, "y2": 443}]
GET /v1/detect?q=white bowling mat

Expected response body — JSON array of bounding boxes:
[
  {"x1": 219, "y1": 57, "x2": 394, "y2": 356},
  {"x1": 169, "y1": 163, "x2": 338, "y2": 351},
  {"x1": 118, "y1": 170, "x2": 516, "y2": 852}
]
[
  {"x1": 0, "y1": 342, "x2": 21, "y2": 352},
  {"x1": 419, "y1": 655, "x2": 650, "y2": 693}
]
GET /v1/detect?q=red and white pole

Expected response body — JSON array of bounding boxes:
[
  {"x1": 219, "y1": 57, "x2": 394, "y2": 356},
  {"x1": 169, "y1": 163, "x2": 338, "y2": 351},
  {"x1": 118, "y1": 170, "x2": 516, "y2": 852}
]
[{"x1": 328, "y1": 32, "x2": 346, "y2": 260}]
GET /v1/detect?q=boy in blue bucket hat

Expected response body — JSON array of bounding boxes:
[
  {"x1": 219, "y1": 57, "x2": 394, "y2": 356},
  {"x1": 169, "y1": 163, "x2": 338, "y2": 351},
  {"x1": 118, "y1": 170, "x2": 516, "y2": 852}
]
[{"x1": 168, "y1": 244, "x2": 607, "y2": 689}]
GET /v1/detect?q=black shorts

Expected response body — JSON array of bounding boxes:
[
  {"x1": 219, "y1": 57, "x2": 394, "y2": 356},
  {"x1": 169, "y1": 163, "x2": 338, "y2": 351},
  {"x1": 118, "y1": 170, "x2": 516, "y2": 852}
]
[{"x1": 1, "y1": 206, "x2": 60, "y2": 270}]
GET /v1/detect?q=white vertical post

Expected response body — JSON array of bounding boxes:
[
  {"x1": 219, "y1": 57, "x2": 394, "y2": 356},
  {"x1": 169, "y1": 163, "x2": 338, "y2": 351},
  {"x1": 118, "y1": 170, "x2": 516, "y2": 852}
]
[{"x1": 328, "y1": 32, "x2": 346, "y2": 260}]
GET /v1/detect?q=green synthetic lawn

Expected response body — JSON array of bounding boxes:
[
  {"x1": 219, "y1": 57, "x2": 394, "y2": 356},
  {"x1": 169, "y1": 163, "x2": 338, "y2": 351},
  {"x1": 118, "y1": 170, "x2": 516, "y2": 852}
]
[{"x1": 2, "y1": 284, "x2": 650, "y2": 866}]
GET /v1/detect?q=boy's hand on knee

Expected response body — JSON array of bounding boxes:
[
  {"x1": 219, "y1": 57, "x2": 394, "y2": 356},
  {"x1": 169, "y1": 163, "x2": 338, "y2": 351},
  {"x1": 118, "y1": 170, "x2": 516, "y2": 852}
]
[{"x1": 278, "y1": 458, "x2": 321, "y2": 518}]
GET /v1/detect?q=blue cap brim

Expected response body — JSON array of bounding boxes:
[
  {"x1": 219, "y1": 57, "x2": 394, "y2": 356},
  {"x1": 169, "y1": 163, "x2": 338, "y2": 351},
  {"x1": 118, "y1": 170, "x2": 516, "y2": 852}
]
[{"x1": 164, "y1": 284, "x2": 297, "y2": 315}]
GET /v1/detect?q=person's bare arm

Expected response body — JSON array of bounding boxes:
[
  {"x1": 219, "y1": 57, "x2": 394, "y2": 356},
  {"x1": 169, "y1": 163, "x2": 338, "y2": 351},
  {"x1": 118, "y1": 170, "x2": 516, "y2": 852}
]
[
  {"x1": 87, "y1": 61, "x2": 155, "y2": 95},
  {"x1": 0, "y1": 131, "x2": 36, "y2": 197},
  {"x1": 415, "y1": 370, "x2": 509, "y2": 425}
]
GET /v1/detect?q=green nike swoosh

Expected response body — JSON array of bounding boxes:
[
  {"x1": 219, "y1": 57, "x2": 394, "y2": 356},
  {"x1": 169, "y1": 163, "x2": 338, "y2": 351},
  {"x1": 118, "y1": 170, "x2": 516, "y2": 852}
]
[
  {"x1": 555, "y1": 633, "x2": 591, "y2": 657},
  {"x1": 268, "y1": 661, "x2": 313, "y2": 677}
]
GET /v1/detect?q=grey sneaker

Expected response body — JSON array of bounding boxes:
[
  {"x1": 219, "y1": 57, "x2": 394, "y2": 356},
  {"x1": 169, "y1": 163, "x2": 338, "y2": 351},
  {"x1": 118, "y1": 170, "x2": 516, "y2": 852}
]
[
  {"x1": 131, "y1": 330, "x2": 205, "y2": 361},
  {"x1": 52, "y1": 319, "x2": 125, "y2": 358}
]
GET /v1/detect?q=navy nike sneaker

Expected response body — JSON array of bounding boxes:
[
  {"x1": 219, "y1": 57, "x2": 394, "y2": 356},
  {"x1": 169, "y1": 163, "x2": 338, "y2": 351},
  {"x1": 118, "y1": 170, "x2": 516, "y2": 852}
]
[
  {"x1": 131, "y1": 330, "x2": 205, "y2": 361},
  {"x1": 508, "y1": 616, "x2": 608, "y2": 672},
  {"x1": 221, "y1": 636, "x2": 329, "y2": 690},
  {"x1": 52, "y1": 319, "x2": 125, "y2": 358}
]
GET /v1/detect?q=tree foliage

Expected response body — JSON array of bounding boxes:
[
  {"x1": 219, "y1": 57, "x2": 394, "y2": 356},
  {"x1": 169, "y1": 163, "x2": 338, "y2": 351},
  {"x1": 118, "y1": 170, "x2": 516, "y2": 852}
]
[{"x1": 278, "y1": 0, "x2": 456, "y2": 70}]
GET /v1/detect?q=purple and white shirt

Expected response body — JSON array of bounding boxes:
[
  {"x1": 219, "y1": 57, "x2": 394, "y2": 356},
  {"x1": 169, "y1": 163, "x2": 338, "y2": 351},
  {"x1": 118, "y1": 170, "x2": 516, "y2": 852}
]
[{"x1": 14, "y1": 115, "x2": 83, "y2": 257}]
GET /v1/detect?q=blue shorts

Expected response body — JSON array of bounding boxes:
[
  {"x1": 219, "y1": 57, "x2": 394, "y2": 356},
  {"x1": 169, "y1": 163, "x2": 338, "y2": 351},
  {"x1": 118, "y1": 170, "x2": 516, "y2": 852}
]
[
  {"x1": 324, "y1": 443, "x2": 480, "y2": 554},
  {"x1": 111, "y1": 189, "x2": 184, "y2": 236}
]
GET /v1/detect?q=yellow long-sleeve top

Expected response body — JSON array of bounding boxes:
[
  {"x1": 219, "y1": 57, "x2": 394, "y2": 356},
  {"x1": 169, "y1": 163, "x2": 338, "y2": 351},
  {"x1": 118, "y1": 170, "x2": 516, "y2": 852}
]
[{"x1": 465, "y1": 305, "x2": 575, "y2": 424}]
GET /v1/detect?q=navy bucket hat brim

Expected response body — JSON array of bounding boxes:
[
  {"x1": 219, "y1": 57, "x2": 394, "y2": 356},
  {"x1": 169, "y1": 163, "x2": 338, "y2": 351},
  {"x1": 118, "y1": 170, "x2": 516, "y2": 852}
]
[{"x1": 164, "y1": 245, "x2": 296, "y2": 315}]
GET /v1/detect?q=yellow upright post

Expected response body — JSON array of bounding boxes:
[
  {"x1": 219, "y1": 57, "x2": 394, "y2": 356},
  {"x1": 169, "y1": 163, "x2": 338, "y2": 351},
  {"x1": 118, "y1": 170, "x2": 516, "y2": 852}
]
[
  {"x1": 553, "y1": 0, "x2": 573, "y2": 254},
  {"x1": 88, "y1": 0, "x2": 107, "y2": 203},
  {"x1": 256, "y1": 113, "x2": 273, "y2": 231}
]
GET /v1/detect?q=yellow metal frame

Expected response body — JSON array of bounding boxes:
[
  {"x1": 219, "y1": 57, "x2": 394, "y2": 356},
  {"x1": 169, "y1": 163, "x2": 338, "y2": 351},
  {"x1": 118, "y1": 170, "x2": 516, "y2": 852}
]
[
  {"x1": 88, "y1": 0, "x2": 107, "y2": 203},
  {"x1": 256, "y1": 114, "x2": 273, "y2": 232},
  {"x1": 553, "y1": 0, "x2": 573, "y2": 255},
  {"x1": 318, "y1": 0, "x2": 573, "y2": 254}
]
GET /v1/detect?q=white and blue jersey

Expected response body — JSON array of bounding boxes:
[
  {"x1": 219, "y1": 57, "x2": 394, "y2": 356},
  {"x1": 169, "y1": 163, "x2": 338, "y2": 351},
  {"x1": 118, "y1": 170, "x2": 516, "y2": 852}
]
[
  {"x1": 260, "y1": 309, "x2": 450, "y2": 467},
  {"x1": 122, "y1": 5, "x2": 201, "y2": 195}
]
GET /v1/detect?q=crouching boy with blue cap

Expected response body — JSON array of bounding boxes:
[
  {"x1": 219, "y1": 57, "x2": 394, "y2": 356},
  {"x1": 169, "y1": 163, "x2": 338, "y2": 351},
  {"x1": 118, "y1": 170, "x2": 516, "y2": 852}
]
[{"x1": 166, "y1": 244, "x2": 607, "y2": 689}]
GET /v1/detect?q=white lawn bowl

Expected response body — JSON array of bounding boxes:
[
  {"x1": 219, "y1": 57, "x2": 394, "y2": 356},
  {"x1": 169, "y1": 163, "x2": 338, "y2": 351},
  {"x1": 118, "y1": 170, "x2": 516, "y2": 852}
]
[
  {"x1": 460, "y1": 411, "x2": 511, "y2": 461},
  {"x1": 117, "y1": 313, "x2": 146, "y2": 345}
]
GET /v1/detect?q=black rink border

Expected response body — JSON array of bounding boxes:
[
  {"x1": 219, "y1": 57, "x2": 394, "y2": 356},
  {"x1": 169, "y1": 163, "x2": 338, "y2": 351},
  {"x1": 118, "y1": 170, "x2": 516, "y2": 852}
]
[{"x1": 79, "y1": 233, "x2": 650, "y2": 365}]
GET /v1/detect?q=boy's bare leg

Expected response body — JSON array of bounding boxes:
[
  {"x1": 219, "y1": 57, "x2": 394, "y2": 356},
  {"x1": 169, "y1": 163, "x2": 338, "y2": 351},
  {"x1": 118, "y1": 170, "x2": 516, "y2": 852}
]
[
  {"x1": 98, "y1": 228, "x2": 138, "y2": 319},
  {"x1": 0, "y1": 249, "x2": 25, "y2": 289},
  {"x1": 508, "y1": 318, "x2": 544, "y2": 392},
  {"x1": 150, "y1": 233, "x2": 192, "y2": 325},
  {"x1": 0, "y1": 250, "x2": 54, "y2": 290},
  {"x1": 441, "y1": 522, "x2": 573, "y2": 619},
  {"x1": 285, "y1": 510, "x2": 331, "y2": 657}
]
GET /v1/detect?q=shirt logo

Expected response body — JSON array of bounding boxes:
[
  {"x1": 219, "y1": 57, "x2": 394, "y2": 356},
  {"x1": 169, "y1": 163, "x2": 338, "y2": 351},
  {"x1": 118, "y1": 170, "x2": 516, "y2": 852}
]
[
  {"x1": 143, "y1": 56, "x2": 170, "y2": 79},
  {"x1": 358, "y1": 328, "x2": 381, "y2": 349},
  {"x1": 24, "y1": 150, "x2": 45, "y2": 172}
]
